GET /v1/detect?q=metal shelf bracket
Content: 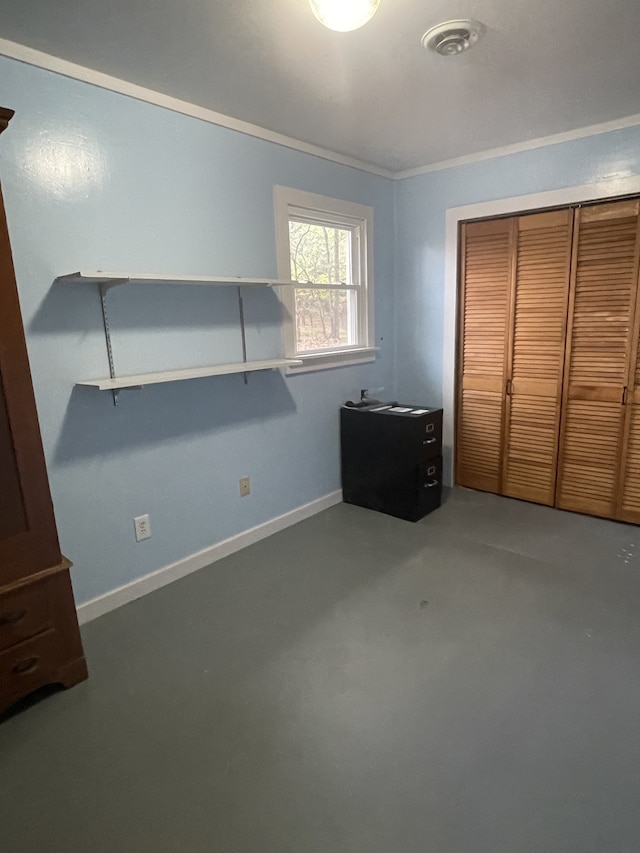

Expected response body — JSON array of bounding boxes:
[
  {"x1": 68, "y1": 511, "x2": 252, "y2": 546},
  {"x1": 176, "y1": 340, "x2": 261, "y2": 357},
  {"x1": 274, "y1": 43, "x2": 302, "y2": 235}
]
[
  {"x1": 99, "y1": 282, "x2": 123, "y2": 406},
  {"x1": 237, "y1": 285, "x2": 249, "y2": 385}
]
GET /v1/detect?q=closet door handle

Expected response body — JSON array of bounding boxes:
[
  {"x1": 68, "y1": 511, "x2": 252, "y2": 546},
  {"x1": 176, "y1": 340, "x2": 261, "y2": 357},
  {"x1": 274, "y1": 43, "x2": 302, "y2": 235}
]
[
  {"x1": 622, "y1": 386, "x2": 629, "y2": 405},
  {"x1": 505, "y1": 379, "x2": 512, "y2": 396}
]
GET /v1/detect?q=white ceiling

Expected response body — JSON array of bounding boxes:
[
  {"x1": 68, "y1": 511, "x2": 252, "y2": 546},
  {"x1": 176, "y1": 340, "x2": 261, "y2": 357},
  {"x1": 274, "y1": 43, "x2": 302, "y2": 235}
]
[{"x1": 1, "y1": 0, "x2": 640, "y2": 172}]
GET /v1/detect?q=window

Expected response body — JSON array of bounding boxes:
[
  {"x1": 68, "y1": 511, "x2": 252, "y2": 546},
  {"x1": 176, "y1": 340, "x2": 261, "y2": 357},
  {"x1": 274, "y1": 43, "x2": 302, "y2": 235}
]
[{"x1": 274, "y1": 186, "x2": 376, "y2": 373}]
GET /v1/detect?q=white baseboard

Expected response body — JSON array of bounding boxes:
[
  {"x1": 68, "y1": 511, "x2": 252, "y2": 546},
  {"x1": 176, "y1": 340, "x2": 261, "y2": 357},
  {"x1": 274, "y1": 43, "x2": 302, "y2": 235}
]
[{"x1": 77, "y1": 490, "x2": 343, "y2": 625}]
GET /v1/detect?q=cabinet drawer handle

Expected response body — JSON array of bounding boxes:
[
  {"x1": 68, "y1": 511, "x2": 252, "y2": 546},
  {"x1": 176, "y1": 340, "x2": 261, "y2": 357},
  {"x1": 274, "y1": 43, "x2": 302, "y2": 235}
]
[
  {"x1": 423, "y1": 480, "x2": 439, "y2": 489},
  {"x1": 423, "y1": 438, "x2": 437, "y2": 445},
  {"x1": 12, "y1": 656, "x2": 40, "y2": 676},
  {"x1": 0, "y1": 609, "x2": 27, "y2": 627}
]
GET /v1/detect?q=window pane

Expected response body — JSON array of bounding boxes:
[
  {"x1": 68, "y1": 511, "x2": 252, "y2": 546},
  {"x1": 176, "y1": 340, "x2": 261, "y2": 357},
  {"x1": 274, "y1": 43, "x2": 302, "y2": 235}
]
[
  {"x1": 289, "y1": 220, "x2": 352, "y2": 285},
  {"x1": 294, "y1": 288, "x2": 357, "y2": 352},
  {"x1": 289, "y1": 219, "x2": 357, "y2": 352}
]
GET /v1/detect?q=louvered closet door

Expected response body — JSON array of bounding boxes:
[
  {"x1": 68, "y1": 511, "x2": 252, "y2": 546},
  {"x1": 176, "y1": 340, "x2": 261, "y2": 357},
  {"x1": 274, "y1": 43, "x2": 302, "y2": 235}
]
[
  {"x1": 556, "y1": 200, "x2": 640, "y2": 519},
  {"x1": 619, "y1": 385, "x2": 640, "y2": 524},
  {"x1": 501, "y1": 210, "x2": 573, "y2": 505},
  {"x1": 616, "y1": 208, "x2": 640, "y2": 523},
  {"x1": 456, "y1": 218, "x2": 514, "y2": 492}
]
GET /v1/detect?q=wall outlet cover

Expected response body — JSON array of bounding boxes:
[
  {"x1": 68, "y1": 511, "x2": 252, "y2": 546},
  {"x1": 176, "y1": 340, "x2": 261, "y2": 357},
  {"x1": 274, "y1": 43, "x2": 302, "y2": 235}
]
[
  {"x1": 134, "y1": 514, "x2": 151, "y2": 541},
  {"x1": 239, "y1": 477, "x2": 251, "y2": 497}
]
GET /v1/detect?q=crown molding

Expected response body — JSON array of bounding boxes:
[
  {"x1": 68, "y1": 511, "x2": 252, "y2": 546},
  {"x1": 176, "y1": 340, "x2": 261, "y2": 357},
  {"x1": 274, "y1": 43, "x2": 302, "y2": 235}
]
[
  {"x1": 0, "y1": 38, "x2": 395, "y2": 179},
  {"x1": 2, "y1": 37, "x2": 640, "y2": 182},
  {"x1": 393, "y1": 113, "x2": 640, "y2": 180}
]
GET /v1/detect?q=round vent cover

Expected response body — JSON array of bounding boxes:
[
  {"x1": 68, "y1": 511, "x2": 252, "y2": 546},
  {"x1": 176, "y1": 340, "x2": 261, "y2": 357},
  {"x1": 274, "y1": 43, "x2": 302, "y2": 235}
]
[{"x1": 422, "y1": 20, "x2": 484, "y2": 55}]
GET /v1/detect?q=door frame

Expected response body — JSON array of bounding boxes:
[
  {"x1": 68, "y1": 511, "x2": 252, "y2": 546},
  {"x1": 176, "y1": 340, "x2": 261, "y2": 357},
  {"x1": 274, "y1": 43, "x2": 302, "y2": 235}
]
[{"x1": 444, "y1": 175, "x2": 640, "y2": 486}]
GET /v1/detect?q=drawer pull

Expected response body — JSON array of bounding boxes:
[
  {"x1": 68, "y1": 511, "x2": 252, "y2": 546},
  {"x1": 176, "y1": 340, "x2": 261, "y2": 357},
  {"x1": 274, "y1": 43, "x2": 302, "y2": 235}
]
[
  {"x1": 423, "y1": 438, "x2": 437, "y2": 445},
  {"x1": 423, "y1": 480, "x2": 439, "y2": 489},
  {"x1": 0, "y1": 609, "x2": 27, "y2": 627},
  {"x1": 12, "y1": 656, "x2": 41, "y2": 676}
]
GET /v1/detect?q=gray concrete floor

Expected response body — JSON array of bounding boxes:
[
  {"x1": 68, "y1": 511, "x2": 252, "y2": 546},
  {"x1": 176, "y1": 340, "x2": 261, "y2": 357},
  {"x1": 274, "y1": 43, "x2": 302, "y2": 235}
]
[{"x1": 3, "y1": 488, "x2": 640, "y2": 852}]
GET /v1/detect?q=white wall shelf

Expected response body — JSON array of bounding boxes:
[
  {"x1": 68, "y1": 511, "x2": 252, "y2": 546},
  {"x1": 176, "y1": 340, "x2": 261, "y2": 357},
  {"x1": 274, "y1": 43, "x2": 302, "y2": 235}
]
[
  {"x1": 64, "y1": 270, "x2": 309, "y2": 404},
  {"x1": 58, "y1": 272, "x2": 357, "y2": 290},
  {"x1": 58, "y1": 271, "x2": 301, "y2": 290},
  {"x1": 78, "y1": 359, "x2": 303, "y2": 391}
]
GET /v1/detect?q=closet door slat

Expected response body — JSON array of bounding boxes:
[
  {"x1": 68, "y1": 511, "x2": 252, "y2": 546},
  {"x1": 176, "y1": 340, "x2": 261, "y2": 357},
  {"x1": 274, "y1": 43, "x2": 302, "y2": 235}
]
[
  {"x1": 619, "y1": 408, "x2": 640, "y2": 522},
  {"x1": 502, "y1": 209, "x2": 573, "y2": 505},
  {"x1": 615, "y1": 206, "x2": 640, "y2": 523},
  {"x1": 557, "y1": 199, "x2": 640, "y2": 519},
  {"x1": 456, "y1": 218, "x2": 514, "y2": 492}
]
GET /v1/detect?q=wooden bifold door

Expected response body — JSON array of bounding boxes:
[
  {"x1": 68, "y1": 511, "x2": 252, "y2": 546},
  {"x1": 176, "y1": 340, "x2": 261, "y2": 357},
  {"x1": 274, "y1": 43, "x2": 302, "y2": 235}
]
[{"x1": 456, "y1": 197, "x2": 640, "y2": 523}]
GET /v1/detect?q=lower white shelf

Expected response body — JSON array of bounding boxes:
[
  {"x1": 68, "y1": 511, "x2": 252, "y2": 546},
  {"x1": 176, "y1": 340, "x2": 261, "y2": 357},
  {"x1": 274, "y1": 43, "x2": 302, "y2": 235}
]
[{"x1": 77, "y1": 358, "x2": 303, "y2": 391}]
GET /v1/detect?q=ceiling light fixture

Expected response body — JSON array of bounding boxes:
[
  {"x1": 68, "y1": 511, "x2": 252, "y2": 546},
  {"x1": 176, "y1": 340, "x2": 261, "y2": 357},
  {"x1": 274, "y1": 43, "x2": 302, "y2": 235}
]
[
  {"x1": 422, "y1": 20, "x2": 484, "y2": 56},
  {"x1": 308, "y1": 0, "x2": 381, "y2": 32}
]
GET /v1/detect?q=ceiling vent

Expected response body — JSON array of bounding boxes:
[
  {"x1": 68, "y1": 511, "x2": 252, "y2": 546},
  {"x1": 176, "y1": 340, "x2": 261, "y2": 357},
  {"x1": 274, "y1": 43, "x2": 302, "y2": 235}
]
[{"x1": 421, "y1": 20, "x2": 484, "y2": 56}]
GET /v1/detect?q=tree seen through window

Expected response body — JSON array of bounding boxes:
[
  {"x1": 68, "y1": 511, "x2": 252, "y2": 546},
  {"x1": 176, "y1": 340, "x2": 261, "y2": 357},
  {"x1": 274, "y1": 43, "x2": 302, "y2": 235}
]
[{"x1": 289, "y1": 220, "x2": 356, "y2": 352}]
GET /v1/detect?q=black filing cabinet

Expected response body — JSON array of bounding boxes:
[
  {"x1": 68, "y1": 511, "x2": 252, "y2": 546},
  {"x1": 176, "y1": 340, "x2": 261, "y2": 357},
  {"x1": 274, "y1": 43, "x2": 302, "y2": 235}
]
[{"x1": 340, "y1": 403, "x2": 443, "y2": 522}]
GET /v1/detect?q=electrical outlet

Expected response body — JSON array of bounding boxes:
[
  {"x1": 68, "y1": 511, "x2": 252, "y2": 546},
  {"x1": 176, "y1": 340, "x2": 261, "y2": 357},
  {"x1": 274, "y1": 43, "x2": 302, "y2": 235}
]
[
  {"x1": 134, "y1": 514, "x2": 151, "y2": 541},
  {"x1": 239, "y1": 477, "x2": 251, "y2": 497}
]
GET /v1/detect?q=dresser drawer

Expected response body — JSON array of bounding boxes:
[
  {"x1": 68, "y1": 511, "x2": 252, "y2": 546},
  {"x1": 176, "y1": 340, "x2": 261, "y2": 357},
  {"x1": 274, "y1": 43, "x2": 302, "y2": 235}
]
[
  {"x1": 0, "y1": 584, "x2": 50, "y2": 652},
  {"x1": 0, "y1": 628, "x2": 60, "y2": 701}
]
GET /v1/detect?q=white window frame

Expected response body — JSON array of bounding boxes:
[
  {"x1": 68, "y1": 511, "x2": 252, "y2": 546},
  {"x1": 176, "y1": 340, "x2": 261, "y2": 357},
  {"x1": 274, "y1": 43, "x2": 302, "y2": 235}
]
[{"x1": 274, "y1": 185, "x2": 377, "y2": 374}]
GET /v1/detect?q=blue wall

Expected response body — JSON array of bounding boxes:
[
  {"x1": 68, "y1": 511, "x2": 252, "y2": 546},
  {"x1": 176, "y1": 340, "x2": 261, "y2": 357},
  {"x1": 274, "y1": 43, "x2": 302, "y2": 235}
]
[
  {"x1": 5, "y1": 51, "x2": 640, "y2": 607},
  {"x1": 394, "y1": 125, "x2": 640, "y2": 409},
  {"x1": 0, "y1": 56, "x2": 395, "y2": 604}
]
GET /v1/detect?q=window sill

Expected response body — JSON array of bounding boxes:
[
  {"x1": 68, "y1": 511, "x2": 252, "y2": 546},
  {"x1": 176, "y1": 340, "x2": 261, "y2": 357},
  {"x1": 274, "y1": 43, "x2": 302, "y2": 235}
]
[{"x1": 284, "y1": 347, "x2": 379, "y2": 375}]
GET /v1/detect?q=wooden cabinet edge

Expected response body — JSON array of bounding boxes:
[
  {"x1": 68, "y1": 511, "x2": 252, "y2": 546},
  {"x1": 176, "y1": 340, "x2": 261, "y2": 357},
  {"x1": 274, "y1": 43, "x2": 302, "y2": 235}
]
[
  {"x1": 2, "y1": 556, "x2": 73, "y2": 594},
  {"x1": 56, "y1": 655, "x2": 89, "y2": 689},
  {"x1": 0, "y1": 105, "x2": 87, "y2": 716},
  {"x1": 0, "y1": 108, "x2": 14, "y2": 134}
]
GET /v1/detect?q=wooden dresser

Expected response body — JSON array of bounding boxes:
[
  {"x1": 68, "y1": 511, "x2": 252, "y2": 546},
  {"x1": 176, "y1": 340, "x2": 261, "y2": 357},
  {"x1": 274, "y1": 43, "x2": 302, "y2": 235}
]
[{"x1": 0, "y1": 107, "x2": 87, "y2": 715}]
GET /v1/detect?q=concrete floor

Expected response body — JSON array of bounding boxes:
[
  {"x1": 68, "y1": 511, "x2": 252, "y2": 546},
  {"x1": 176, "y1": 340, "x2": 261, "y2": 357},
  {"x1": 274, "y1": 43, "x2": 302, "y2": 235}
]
[{"x1": 3, "y1": 488, "x2": 640, "y2": 852}]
